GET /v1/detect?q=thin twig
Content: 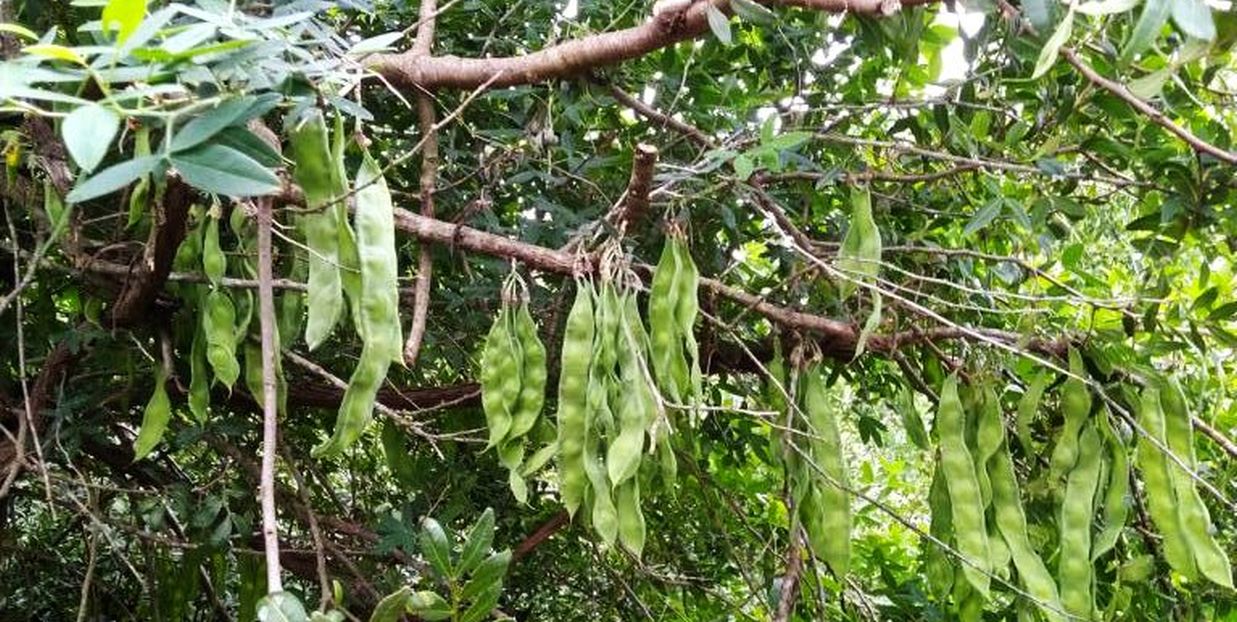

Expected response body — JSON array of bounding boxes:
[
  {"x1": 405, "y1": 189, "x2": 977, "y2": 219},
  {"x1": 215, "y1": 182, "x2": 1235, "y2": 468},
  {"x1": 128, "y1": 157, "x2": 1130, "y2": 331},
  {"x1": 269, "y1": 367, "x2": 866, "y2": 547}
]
[
  {"x1": 403, "y1": 0, "x2": 441, "y2": 367},
  {"x1": 256, "y1": 197, "x2": 284, "y2": 593},
  {"x1": 282, "y1": 447, "x2": 332, "y2": 610}
]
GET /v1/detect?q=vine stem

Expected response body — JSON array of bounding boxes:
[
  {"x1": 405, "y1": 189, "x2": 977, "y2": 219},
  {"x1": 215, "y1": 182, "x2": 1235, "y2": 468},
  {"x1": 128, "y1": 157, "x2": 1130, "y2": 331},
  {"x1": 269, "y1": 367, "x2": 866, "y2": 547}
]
[{"x1": 256, "y1": 197, "x2": 284, "y2": 593}]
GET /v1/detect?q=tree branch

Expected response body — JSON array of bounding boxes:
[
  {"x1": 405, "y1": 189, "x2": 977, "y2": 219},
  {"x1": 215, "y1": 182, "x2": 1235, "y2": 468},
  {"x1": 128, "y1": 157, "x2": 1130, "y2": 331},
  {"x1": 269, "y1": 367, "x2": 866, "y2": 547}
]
[
  {"x1": 255, "y1": 197, "x2": 284, "y2": 593},
  {"x1": 601, "y1": 81, "x2": 716, "y2": 147},
  {"x1": 387, "y1": 207, "x2": 1065, "y2": 360},
  {"x1": 1060, "y1": 47, "x2": 1237, "y2": 165},
  {"x1": 403, "y1": 0, "x2": 441, "y2": 367},
  {"x1": 512, "y1": 510, "x2": 570, "y2": 561},
  {"x1": 107, "y1": 178, "x2": 193, "y2": 328},
  {"x1": 371, "y1": 0, "x2": 938, "y2": 91},
  {"x1": 613, "y1": 143, "x2": 659, "y2": 232}
]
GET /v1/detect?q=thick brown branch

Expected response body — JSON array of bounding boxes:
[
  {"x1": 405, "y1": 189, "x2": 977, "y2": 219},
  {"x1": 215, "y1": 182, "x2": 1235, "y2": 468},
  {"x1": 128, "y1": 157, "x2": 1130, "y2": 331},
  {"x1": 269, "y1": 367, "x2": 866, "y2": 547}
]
[
  {"x1": 107, "y1": 179, "x2": 192, "y2": 328},
  {"x1": 1060, "y1": 48, "x2": 1237, "y2": 165},
  {"x1": 388, "y1": 207, "x2": 1063, "y2": 360},
  {"x1": 613, "y1": 143, "x2": 659, "y2": 232},
  {"x1": 512, "y1": 510, "x2": 570, "y2": 561},
  {"x1": 372, "y1": 0, "x2": 938, "y2": 90}
]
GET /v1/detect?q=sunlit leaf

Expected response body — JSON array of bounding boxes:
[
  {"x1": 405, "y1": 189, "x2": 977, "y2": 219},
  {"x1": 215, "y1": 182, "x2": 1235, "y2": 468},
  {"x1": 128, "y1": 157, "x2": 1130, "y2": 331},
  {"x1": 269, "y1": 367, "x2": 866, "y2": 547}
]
[
  {"x1": 368, "y1": 587, "x2": 411, "y2": 622},
  {"x1": 62, "y1": 104, "x2": 120, "y2": 173},
  {"x1": 348, "y1": 32, "x2": 406, "y2": 55},
  {"x1": 1120, "y1": 0, "x2": 1170, "y2": 63},
  {"x1": 257, "y1": 592, "x2": 309, "y2": 622},
  {"x1": 706, "y1": 5, "x2": 733, "y2": 45},
  {"x1": 1033, "y1": 7, "x2": 1074, "y2": 79},
  {"x1": 101, "y1": 0, "x2": 148, "y2": 44},
  {"x1": 730, "y1": 0, "x2": 776, "y2": 24},
  {"x1": 23, "y1": 44, "x2": 86, "y2": 65},
  {"x1": 1170, "y1": 0, "x2": 1215, "y2": 41},
  {"x1": 405, "y1": 591, "x2": 452, "y2": 620},
  {"x1": 419, "y1": 517, "x2": 454, "y2": 580}
]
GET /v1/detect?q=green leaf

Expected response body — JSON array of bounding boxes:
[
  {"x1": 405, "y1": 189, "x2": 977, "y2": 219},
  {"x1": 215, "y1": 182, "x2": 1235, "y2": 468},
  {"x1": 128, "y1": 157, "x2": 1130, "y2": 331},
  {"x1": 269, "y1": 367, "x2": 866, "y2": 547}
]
[
  {"x1": 1120, "y1": 0, "x2": 1170, "y2": 64},
  {"x1": 101, "y1": 0, "x2": 148, "y2": 44},
  {"x1": 964, "y1": 198, "x2": 1004, "y2": 236},
  {"x1": 132, "y1": 368, "x2": 170, "y2": 460},
  {"x1": 1127, "y1": 67, "x2": 1172, "y2": 100},
  {"x1": 348, "y1": 32, "x2": 406, "y2": 55},
  {"x1": 764, "y1": 131, "x2": 811, "y2": 151},
  {"x1": 705, "y1": 5, "x2": 732, "y2": 46},
  {"x1": 0, "y1": 23, "x2": 39, "y2": 40},
  {"x1": 406, "y1": 591, "x2": 452, "y2": 621},
  {"x1": 161, "y1": 22, "x2": 216, "y2": 55},
  {"x1": 1208, "y1": 301, "x2": 1237, "y2": 322},
  {"x1": 419, "y1": 517, "x2": 454, "y2": 580},
  {"x1": 1192, "y1": 287, "x2": 1218, "y2": 312},
  {"x1": 170, "y1": 144, "x2": 280, "y2": 197},
  {"x1": 1022, "y1": 0, "x2": 1053, "y2": 32},
  {"x1": 1032, "y1": 7, "x2": 1074, "y2": 79},
  {"x1": 836, "y1": 186, "x2": 882, "y2": 301},
  {"x1": 66, "y1": 155, "x2": 160, "y2": 203},
  {"x1": 170, "y1": 97, "x2": 256, "y2": 153},
  {"x1": 460, "y1": 549, "x2": 511, "y2": 602},
  {"x1": 459, "y1": 583, "x2": 503, "y2": 622},
  {"x1": 62, "y1": 104, "x2": 120, "y2": 173},
  {"x1": 214, "y1": 126, "x2": 283, "y2": 168},
  {"x1": 457, "y1": 508, "x2": 496, "y2": 576},
  {"x1": 257, "y1": 592, "x2": 309, "y2": 622},
  {"x1": 1170, "y1": 0, "x2": 1215, "y2": 41},
  {"x1": 368, "y1": 587, "x2": 411, "y2": 622},
  {"x1": 1076, "y1": 0, "x2": 1138, "y2": 16},
  {"x1": 732, "y1": 153, "x2": 754, "y2": 181},
  {"x1": 852, "y1": 291, "x2": 882, "y2": 360},
  {"x1": 23, "y1": 44, "x2": 86, "y2": 65},
  {"x1": 729, "y1": 0, "x2": 775, "y2": 24}
]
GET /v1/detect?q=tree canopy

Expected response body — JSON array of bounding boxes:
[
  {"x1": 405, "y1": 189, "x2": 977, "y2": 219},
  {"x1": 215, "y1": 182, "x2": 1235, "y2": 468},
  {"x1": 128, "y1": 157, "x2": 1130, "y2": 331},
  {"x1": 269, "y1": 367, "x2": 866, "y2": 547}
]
[{"x1": 1, "y1": 0, "x2": 1237, "y2": 620}]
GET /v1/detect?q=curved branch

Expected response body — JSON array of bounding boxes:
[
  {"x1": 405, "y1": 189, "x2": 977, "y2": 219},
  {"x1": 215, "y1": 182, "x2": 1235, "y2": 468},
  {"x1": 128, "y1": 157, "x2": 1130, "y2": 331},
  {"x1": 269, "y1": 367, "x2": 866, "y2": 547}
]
[
  {"x1": 371, "y1": 0, "x2": 939, "y2": 91},
  {"x1": 1060, "y1": 47, "x2": 1237, "y2": 166}
]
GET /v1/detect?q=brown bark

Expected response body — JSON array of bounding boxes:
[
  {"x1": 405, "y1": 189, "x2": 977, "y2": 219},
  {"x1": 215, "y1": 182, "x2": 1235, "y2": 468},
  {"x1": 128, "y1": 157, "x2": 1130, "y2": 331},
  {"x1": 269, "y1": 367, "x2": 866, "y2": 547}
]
[
  {"x1": 371, "y1": 0, "x2": 939, "y2": 91},
  {"x1": 107, "y1": 179, "x2": 193, "y2": 328}
]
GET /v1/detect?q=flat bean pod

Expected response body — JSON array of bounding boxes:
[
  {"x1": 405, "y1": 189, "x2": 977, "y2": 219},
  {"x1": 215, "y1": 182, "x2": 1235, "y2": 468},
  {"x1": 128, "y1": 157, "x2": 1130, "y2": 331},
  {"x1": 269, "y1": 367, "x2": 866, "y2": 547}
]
[
  {"x1": 480, "y1": 307, "x2": 517, "y2": 449},
  {"x1": 1091, "y1": 409, "x2": 1130, "y2": 562},
  {"x1": 616, "y1": 479, "x2": 646, "y2": 558},
  {"x1": 1058, "y1": 424, "x2": 1102, "y2": 620},
  {"x1": 1134, "y1": 387, "x2": 1197, "y2": 579},
  {"x1": 508, "y1": 303, "x2": 546, "y2": 439},
  {"x1": 937, "y1": 375, "x2": 991, "y2": 598},
  {"x1": 556, "y1": 281, "x2": 594, "y2": 517},
  {"x1": 1049, "y1": 350, "x2": 1092, "y2": 484},
  {"x1": 312, "y1": 345, "x2": 391, "y2": 458},
  {"x1": 188, "y1": 319, "x2": 210, "y2": 424},
  {"x1": 801, "y1": 364, "x2": 850, "y2": 577},
  {"x1": 1160, "y1": 379, "x2": 1233, "y2": 588},
  {"x1": 132, "y1": 369, "x2": 171, "y2": 460},
  {"x1": 353, "y1": 154, "x2": 403, "y2": 361},
  {"x1": 202, "y1": 289, "x2": 240, "y2": 390},
  {"x1": 989, "y1": 443, "x2": 1063, "y2": 622},
  {"x1": 925, "y1": 462, "x2": 955, "y2": 599},
  {"x1": 1016, "y1": 371, "x2": 1049, "y2": 454}
]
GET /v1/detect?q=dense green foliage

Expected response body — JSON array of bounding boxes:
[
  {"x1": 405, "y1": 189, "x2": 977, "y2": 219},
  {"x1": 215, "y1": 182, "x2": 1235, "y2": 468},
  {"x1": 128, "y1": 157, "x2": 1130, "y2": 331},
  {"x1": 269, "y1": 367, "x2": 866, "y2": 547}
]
[{"x1": 1, "y1": 0, "x2": 1237, "y2": 620}]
